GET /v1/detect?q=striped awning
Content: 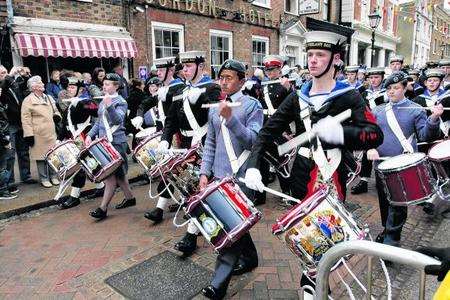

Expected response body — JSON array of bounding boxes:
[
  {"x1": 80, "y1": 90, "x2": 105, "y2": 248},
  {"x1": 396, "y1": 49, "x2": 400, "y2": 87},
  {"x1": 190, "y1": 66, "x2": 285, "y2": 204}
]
[{"x1": 14, "y1": 33, "x2": 137, "y2": 58}]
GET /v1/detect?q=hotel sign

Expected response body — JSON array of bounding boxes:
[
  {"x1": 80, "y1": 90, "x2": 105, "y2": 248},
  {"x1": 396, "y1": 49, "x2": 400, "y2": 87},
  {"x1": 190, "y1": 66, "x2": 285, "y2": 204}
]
[
  {"x1": 299, "y1": 0, "x2": 320, "y2": 15},
  {"x1": 146, "y1": 0, "x2": 278, "y2": 28}
]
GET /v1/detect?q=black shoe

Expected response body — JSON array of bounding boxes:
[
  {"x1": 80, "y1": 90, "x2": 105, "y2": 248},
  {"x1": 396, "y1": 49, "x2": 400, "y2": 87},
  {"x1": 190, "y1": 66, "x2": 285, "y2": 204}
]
[
  {"x1": 375, "y1": 230, "x2": 386, "y2": 243},
  {"x1": 232, "y1": 262, "x2": 257, "y2": 276},
  {"x1": 115, "y1": 197, "x2": 136, "y2": 209},
  {"x1": 201, "y1": 285, "x2": 226, "y2": 300},
  {"x1": 422, "y1": 202, "x2": 435, "y2": 215},
  {"x1": 89, "y1": 207, "x2": 107, "y2": 220},
  {"x1": 22, "y1": 178, "x2": 38, "y2": 184},
  {"x1": 168, "y1": 203, "x2": 180, "y2": 212},
  {"x1": 351, "y1": 180, "x2": 368, "y2": 194},
  {"x1": 59, "y1": 196, "x2": 81, "y2": 210},
  {"x1": 86, "y1": 187, "x2": 104, "y2": 199},
  {"x1": 174, "y1": 233, "x2": 197, "y2": 255},
  {"x1": 0, "y1": 190, "x2": 17, "y2": 200},
  {"x1": 144, "y1": 208, "x2": 163, "y2": 223},
  {"x1": 8, "y1": 185, "x2": 19, "y2": 194}
]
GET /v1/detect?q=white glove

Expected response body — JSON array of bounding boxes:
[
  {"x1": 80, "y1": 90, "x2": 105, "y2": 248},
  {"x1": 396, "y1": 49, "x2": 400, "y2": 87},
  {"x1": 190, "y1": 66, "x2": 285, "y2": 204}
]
[
  {"x1": 313, "y1": 116, "x2": 344, "y2": 145},
  {"x1": 157, "y1": 86, "x2": 169, "y2": 102},
  {"x1": 70, "y1": 97, "x2": 81, "y2": 107},
  {"x1": 242, "y1": 80, "x2": 255, "y2": 91},
  {"x1": 131, "y1": 116, "x2": 144, "y2": 129},
  {"x1": 157, "y1": 140, "x2": 169, "y2": 153},
  {"x1": 244, "y1": 168, "x2": 265, "y2": 193},
  {"x1": 187, "y1": 87, "x2": 205, "y2": 104}
]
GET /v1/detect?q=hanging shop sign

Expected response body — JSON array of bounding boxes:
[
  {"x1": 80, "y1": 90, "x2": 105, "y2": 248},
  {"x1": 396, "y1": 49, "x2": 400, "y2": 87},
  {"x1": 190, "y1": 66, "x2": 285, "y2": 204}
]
[{"x1": 146, "y1": 0, "x2": 278, "y2": 29}]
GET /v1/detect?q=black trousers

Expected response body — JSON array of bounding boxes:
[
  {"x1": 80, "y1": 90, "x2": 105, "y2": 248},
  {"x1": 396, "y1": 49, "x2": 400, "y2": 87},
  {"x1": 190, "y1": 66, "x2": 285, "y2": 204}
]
[
  {"x1": 157, "y1": 180, "x2": 174, "y2": 199},
  {"x1": 360, "y1": 152, "x2": 373, "y2": 178},
  {"x1": 72, "y1": 169, "x2": 87, "y2": 188}
]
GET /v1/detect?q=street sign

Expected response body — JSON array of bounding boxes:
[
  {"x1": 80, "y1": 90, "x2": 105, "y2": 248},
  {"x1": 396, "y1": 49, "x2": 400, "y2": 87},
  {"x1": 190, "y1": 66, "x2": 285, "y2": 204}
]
[
  {"x1": 139, "y1": 66, "x2": 148, "y2": 81},
  {"x1": 299, "y1": 0, "x2": 320, "y2": 15}
]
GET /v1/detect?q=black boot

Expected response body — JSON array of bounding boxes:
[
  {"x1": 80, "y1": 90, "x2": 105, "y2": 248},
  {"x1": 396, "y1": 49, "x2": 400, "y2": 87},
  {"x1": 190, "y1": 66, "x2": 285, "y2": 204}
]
[
  {"x1": 89, "y1": 207, "x2": 107, "y2": 220},
  {"x1": 86, "y1": 187, "x2": 105, "y2": 199},
  {"x1": 59, "y1": 196, "x2": 81, "y2": 210},
  {"x1": 351, "y1": 180, "x2": 368, "y2": 194},
  {"x1": 174, "y1": 232, "x2": 197, "y2": 255},
  {"x1": 201, "y1": 285, "x2": 226, "y2": 299},
  {"x1": 115, "y1": 197, "x2": 136, "y2": 209},
  {"x1": 144, "y1": 208, "x2": 163, "y2": 223},
  {"x1": 375, "y1": 229, "x2": 386, "y2": 243}
]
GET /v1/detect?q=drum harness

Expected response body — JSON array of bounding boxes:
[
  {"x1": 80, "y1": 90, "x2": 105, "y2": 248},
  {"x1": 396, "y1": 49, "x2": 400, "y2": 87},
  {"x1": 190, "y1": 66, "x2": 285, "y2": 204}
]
[
  {"x1": 385, "y1": 102, "x2": 414, "y2": 154},
  {"x1": 423, "y1": 92, "x2": 450, "y2": 137},
  {"x1": 262, "y1": 84, "x2": 276, "y2": 116}
]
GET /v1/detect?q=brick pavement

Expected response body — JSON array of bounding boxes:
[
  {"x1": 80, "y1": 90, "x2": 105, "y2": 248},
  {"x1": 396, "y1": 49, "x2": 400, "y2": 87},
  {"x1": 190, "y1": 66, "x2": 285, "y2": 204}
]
[{"x1": 0, "y1": 175, "x2": 448, "y2": 299}]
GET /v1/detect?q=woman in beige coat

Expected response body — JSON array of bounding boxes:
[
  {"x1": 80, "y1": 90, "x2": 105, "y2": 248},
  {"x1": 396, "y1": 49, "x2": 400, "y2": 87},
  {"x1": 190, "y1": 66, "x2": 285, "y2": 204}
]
[{"x1": 21, "y1": 76, "x2": 61, "y2": 188}]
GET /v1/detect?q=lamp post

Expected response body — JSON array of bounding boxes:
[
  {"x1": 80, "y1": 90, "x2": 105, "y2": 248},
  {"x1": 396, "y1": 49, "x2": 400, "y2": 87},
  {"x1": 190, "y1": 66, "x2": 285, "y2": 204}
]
[{"x1": 368, "y1": 12, "x2": 381, "y2": 67}]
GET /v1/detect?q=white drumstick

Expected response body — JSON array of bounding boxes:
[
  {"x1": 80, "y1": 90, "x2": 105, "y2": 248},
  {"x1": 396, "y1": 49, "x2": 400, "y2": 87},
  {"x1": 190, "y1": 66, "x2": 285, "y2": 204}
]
[
  {"x1": 238, "y1": 178, "x2": 300, "y2": 203},
  {"x1": 201, "y1": 102, "x2": 242, "y2": 108},
  {"x1": 156, "y1": 149, "x2": 188, "y2": 154},
  {"x1": 397, "y1": 107, "x2": 450, "y2": 111},
  {"x1": 417, "y1": 139, "x2": 443, "y2": 146},
  {"x1": 277, "y1": 109, "x2": 352, "y2": 155},
  {"x1": 261, "y1": 78, "x2": 296, "y2": 86}
]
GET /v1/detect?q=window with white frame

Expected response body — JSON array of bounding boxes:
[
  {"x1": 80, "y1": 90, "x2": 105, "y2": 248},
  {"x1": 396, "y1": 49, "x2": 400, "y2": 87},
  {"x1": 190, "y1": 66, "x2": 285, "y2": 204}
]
[
  {"x1": 252, "y1": 36, "x2": 269, "y2": 68},
  {"x1": 210, "y1": 30, "x2": 233, "y2": 78},
  {"x1": 252, "y1": 0, "x2": 270, "y2": 9},
  {"x1": 322, "y1": 0, "x2": 329, "y2": 20},
  {"x1": 285, "y1": 0, "x2": 298, "y2": 14},
  {"x1": 151, "y1": 22, "x2": 184, "y2": 59}
]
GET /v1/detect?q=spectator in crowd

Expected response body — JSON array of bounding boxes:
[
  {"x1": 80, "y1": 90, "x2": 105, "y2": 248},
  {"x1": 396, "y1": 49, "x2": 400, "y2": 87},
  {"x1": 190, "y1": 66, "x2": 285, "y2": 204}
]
[
  {"x1": 46, "y1": 70, "x2": 62, "y2": 100},
  {"x1": 0, "y1": 80, "x2": 17, "y2": 200},
  {"x1": 82, "y1": 72, "x2": 92, "y2": 87},
  {"x1": 9, "y1": 66, "x2": 31, "y2": 101},
  {"x1": 126, "y1": 78, "x2": 146, "y2": 149},
  {"x1": 21, "y1": 76, "x2": 61, "y2": 188},
  {"x1": 88, "y1": 67, "x2": 105, "y2": 99},
  {"x1": 0, "y1": 65, "x2": 7, "y2": 80},
  {"x1": 113, "y1": 64, "x2": 129, "y2": 99},
  {"x1": 0, "y1": 66, "x2": 35, "y2": 188}
]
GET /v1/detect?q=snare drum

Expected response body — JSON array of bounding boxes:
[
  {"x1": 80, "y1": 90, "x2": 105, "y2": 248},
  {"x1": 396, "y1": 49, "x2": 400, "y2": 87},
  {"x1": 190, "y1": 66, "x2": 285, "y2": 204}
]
[
  {"x1": 272, "y1": 186, "x2": 365, "y2": 275},
  {"x1": 133, "y1": 131, "x2": 169, "y2": 177},
  {"x1": 377, "y1": 153, "x2": 435, "y2": 206},
  {"x1": 162, "y1": 144, "x2": 202, "y2": 197},
  {"x1": 428, "y1": 140, "x2": 450, "y2": 180},
  {"x1": 45, "y1": 139, "x2": 81, "y2": 180},
  {"x1": 185, "y1": 177, "x2": 262, "y2": 252},
  {"x1": 78, "y1": 137, "x2": 123, "y2": 183},
  {"x1": 135, "y1": 127, "x2": 157, "y2": 143},
  {"x1": 263, "y1": 139, "x2": 296, "y2": 178}
]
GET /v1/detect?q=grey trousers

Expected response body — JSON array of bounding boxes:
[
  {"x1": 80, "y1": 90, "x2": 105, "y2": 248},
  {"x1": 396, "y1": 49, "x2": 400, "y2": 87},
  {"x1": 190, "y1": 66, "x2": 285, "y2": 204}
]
[{"x1": 36, "y1": 160, "x2": 57, "y2": 182}]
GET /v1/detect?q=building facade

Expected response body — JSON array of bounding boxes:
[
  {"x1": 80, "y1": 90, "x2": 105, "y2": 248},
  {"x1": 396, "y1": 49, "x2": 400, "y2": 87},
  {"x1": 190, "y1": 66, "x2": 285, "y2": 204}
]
[
  {"x1": 342, "y1": 0, "x2": 400, "y2": 68},
  {"x1": 397, "y1": 0, "x2": 434, "y2": 68},
  {"x1": 429, "y1": 0, "x2": 450, "y2": 61}
]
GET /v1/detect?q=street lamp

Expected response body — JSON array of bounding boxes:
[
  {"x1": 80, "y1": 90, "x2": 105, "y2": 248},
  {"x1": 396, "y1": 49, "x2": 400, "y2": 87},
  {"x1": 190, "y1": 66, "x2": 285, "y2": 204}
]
[{"x1": 368, "y1": 12, "x2": 381, "y2": 67}]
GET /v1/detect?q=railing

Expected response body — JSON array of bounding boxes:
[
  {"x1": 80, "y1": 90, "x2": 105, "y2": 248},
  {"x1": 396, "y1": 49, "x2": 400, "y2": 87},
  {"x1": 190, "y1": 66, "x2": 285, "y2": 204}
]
[{"x1": 314, "y1": 240, "x2": 441, "y2": 300}]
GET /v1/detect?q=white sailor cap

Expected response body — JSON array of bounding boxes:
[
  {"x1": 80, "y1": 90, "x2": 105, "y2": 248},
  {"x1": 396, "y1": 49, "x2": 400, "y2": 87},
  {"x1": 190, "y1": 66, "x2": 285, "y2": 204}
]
[
  {"x1": 424, "y1": 68, "x2": 445, "y2": 80},
  {"x1": 366, "y1": 67, "x2": 385, "y2": 76},
  {"x1": 439, "y1": 58, "x2": 450, "y2": 67},
  {"x1": 153, "y1": 56, "x2": 176, "y2": 68},
  {"x1": 344, "y1": 65, "x2": 359, "y2": 73},
  {"x1": 389, "y1": 55, "x2": 404, "y2": 64},
  {"x1": 304, "y1": 31, "x2": 347, "y2": 53},
  {"x1": 178, "y1": 51, "x2": 206, "y2": 64}
]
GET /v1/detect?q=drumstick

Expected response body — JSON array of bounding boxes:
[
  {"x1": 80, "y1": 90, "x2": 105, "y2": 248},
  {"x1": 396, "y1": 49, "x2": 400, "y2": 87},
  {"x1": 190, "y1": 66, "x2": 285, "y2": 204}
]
[
  {"x1": 261, "y1": 78, "x2": 296, "y2": 86},
  {"x1": 238, "y1": 178, "x2": 300, "y2": 203},
  {"x1": 157, "y1": 149, "x2": 188, "y2": 154},
  {"x1": 201, "y1": 102, "x2": 242, "y2": 108},
  {"x1": 277, "y1": 109, "x2": 352, "y2": 156},
  {"x1": 417, "y1": 139, "x2": 443, "y2": 146},
  {"x1": 397, "y1": 107, "x2": 450, "y2": 110}
]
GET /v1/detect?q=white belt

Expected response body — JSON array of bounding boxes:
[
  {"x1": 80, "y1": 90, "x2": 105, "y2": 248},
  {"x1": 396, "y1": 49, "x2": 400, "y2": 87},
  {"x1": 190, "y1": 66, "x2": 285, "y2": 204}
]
[
  {"x1": 180, "y1": 124, "x2": 208, "y2": 145},
  {"x1": 220, "y1": 117, "x2": 250, "y2": 174}
]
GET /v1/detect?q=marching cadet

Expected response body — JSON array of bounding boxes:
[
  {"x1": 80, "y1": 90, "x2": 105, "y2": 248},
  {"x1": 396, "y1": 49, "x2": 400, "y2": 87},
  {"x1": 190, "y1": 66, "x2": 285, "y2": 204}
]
[
  {"x1": 366, "y1": 71, "x2": 443, "y2": 246},
  {"x1": 407, "y1": 69, "x2": 425, "y2": 96},
  {"x1": 151, "y1": 51, "x2": 221, "y2": 255},
  {"x1": 439, "y1": 59, "x2": 450, "y2": 89},
  {"x1": 242, "y1": 30, "x2": 383, "y2": 290},
  {"x1": 131, "y1": 57, "x2": 186, "y2": 216},
  {"x1": 351, "y1": 67, "x2": 387, "y2": 195},
  {"x1": 389, "y1": 55, "x2": 404, "y2": 72},
  {"x1": 343, "y1": 65, "x2": 362, "y2": 88},
  {"x1": 199, "y1": 59, "x2": 262, "y2": 299}
]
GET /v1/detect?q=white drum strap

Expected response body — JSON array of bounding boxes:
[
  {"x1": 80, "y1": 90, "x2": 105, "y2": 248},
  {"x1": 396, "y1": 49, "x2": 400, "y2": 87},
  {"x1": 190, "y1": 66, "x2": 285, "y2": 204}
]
[
  {"x1": 157, "y1": 100, "x2": 165, "y2": 125},
  {"x1": 385, "y1": 103, "x2": 413, "y2": 153},
  {"x1": 263, "y1": 86, "x2": 276, "y2": 116},
  {"x1": 367, "y1": 91, "x2": 376, "y2": 109},
  {"x1": 298, "y1": 97, "x2": 341, "y2": 181},
  {"x1": 102, "y1": 109, "x2": 119, "y2": 143},
  {"x1": 220, "y1": 116, "x2": 250, "y2": 174},
  {"x1": 182, "y1": 96, "x2": 207, "y2": 146}
]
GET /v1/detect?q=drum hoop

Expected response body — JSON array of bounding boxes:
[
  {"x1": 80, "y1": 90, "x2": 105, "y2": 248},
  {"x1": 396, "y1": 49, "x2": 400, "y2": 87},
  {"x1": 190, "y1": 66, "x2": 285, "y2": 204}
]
[
  {"x1": 45, "y1": 138, "x2": 77, "y2": 160},
  {"x1": 92, "y1": 157, "x2": 124, "y2": 183},
  {"x1": 186, "y1": 177, "x2": 234, "y2": 213},
  {"x1": 428, "y1": 140, "x2": 450, "y2": 161},
  {"x1": 132, "y1": 131, "x2": 162, "y2": 157},
  {"x1": 376, "y1": 154, "x2": 428, "y2": 173}
]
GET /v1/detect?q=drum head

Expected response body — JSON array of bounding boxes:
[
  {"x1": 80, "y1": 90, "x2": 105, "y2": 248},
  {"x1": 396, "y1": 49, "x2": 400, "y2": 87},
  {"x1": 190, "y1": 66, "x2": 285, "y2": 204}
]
[
  {"x1": 136, "y1": 127, "x2": 157, "y2": 139},
  {"x1": 429, "y1": 140, "x2": 450, "y2": 160},
  {"x1": 378, "y1": 153, "x2": 426, "y2": 171}
]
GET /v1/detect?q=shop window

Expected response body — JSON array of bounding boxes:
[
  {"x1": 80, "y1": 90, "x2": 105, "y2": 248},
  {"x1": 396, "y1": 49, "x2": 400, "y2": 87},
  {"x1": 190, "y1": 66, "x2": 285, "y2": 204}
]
[
  {"x1": 252, "y1": 36, "x2": 269, "y2": 68},
  {"x1": 210, "y1": 30, "x2": 233, "y2": 79},
  {"x1": 151, "y1": 22, "x2": 184, "y2": 60},
  {"x1": 285, "y1": 0, "x2": 298, "y2": 15}
]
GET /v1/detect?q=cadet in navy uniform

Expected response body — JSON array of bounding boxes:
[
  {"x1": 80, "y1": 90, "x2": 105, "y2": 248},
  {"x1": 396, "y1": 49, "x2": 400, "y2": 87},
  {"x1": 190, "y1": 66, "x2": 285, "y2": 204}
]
[
  {"x1": 343, "y1": 65, "x2": 365, "y2": 93},
  {"x1": 85, "y1": 74, "x2": 136, "y2": 220},
  {"x1": 439, "y1": 59, "x2": 450, "y2": 89},
  {"x1": 152, "y1": 51, "x2": 221, "y2": 254},
  {"x1": 351, "y1": 67, "x2": 387, "y2": 194},
  {"x1": 199, "y1": 59, "x2": 262, "y2": 299},
  {"x1": 367, "y1": 71, "x2": 443, "y2": 245}
]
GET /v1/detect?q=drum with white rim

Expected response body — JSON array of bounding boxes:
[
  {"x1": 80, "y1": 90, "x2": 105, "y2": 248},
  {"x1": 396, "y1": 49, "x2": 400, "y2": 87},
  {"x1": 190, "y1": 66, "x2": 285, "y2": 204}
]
[
  {"x1": 428, "y1": 139, "x2": 450, "y2": 200},
  {"x1": 377, "y1": 153, "x2": 435, "y2": 206}
]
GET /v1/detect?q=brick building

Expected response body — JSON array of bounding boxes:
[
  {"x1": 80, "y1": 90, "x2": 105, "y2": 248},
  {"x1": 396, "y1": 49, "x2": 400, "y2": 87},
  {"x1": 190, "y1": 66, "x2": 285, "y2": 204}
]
[
  {"x1": 4, "y1": 0, "x2": 137, "y2": 81},
  {"x1": 129, "y1": 0, "x2": 283, "y2": 78},
  {"x1": 429, "y1": 0, "x2": 449, "y2": 61}
]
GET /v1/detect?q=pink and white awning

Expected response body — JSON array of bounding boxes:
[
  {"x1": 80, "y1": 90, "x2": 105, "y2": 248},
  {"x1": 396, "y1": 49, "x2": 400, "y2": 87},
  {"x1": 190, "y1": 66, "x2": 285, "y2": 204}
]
[{"x1": 14, "y1": 33, "x2": 137, "y2": 58}]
